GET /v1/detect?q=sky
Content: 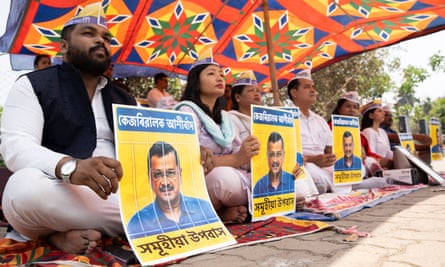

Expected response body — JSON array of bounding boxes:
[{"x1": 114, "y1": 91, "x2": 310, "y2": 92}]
[{"x1": 0, "y1": 1, "x2": 444, "y2": 105}]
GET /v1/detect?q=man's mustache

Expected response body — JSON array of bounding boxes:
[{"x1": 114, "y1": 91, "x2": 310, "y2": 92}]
[
  {"x1": 159, "y1": 184, "x2": 174, "y2": 192},
  {"x1": 90, "y1": 44, "x2": 109, "y2": 56},
  {"x1": 272, "y1": 162, "x2": 280, "y2": 168}
]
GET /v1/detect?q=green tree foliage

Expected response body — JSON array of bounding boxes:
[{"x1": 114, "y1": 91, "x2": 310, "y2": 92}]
[
  {"x1": 311, "y1": 49, "x2": 395, "y2": 119},
  {"x1": 396, "y1": 65, "x2": 429, "y2": 115},
  {"x1": 429, "y1": 52, "x2": 444, "y2": 72}
]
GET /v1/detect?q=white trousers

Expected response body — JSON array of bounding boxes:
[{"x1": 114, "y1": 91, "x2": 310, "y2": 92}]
[
  {"x1": 2, "y1": 168, "x2": 123, "y2": 239},
  {"x1": 304, "y1": 163, "x2": 334, "y2": 194},
  {"x1": 205, "y1": 166, "x2": 251, "y2": 211}
]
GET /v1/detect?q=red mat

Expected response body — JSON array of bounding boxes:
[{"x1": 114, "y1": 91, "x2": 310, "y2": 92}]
[{"x1": 0, "y1": 218, "x2": 330, "y2": 266}]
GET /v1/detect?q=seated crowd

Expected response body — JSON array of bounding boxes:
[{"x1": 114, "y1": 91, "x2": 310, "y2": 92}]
[
  {"x1": 144, "y1": 59, "x2": 434, "y2": 216},
  {"x1": 0, "y1": 2, "x2": 439, "y2": 256}
]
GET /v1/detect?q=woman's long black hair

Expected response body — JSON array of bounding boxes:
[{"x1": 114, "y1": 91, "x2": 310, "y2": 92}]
[
  {"x1": 230, "y1": 84, "x2": 247, "y2": 110},
  {"x1": 180, "y1": 64, "x2": 224, "y2": 124},
  {"x1": 361, "y1": 109, "x2": 376, "y2": 131}
]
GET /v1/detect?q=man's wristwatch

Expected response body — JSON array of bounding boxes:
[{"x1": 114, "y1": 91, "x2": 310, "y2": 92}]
[{"x1": 60, "y1": 159, "x2": 77, "y2": 184}]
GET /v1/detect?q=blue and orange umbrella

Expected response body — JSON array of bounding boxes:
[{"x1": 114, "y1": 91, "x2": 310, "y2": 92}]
[{"x1": 1, "y1": 0, "x2": 444, "y2": 91}]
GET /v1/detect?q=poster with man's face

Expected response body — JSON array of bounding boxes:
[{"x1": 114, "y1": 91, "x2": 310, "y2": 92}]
[
  {"x1": 332, "y1": 115, "x2": 362, "y2": 185},
  {"x1": 398, "y1": 132, "x2": 415, "y2": 154},
  {"x1": 251, "y1": 105, "x2": 296, "y2": 221},
  {"x1": 113, "y1": 105, "x2": 235, "y2": 266},
  {"x1": 430, "y1": 118, "x2": 444, "y2": 161}
]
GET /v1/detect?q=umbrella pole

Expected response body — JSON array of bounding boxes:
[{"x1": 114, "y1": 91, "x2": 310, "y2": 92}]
[{"x1": 262, "y1": 0, "x2": 281, "y2": 106}]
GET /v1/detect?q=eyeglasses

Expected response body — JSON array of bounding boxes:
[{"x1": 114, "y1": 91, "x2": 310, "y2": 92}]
[
  {"x1": 151, "y1": 169, "x2": 178, "y2": 180},
  {"x1": 268, "y1": 151, "x2": 283, "y2": 158}
]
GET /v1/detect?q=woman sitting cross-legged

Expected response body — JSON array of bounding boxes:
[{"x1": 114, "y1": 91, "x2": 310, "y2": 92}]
[
  {"x1": 228, "y1": 70, "x2": 308, "y2": 208},
  {"x1": 174, "y1": 53, "x2": 259, "y2": 223},
  {"x1": 360, "y1": 100, "x2": 411, "y2": 170}
]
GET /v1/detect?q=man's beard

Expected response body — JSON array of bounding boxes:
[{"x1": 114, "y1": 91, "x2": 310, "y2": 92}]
[{"x1": 66, "y1": 44, "x2": 111, "y2": 76}]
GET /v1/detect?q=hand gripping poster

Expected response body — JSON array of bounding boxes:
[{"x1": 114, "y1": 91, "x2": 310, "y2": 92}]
[
  {"x1": 430, "y1": 118, "x2": 444, "y2": 161},
  {"x1": 398, "y1": 132, "x2": 415, "y2": 154},
  {"x1": 332, "y1": 115, "x2": 363, "y2": 186},
  {"x1": 251, "y1": 105, "x2": 296, "y2": 221},
  {"x1": 113, "y1": 104, "x2": 236, "y2": 266}
]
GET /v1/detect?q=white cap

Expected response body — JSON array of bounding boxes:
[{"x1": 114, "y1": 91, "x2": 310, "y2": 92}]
[
  {"x1": 64, "y1": 2, "x2": 108, "y2": 30},
  {"x1": 189, "y1": 47, "x2": 219, "y2": 71},
  {"x1": 360, "y1": 99, "x2": 382, "y2": 116},
  {"x1": 382, "y1": 104, "x2": 392, "y2": 112},
  {"x1": 288, "y1": 69, "x2": 312, "y2": 84},
  {"x1": 340, "y1": 91, "x2": 360, "y2": 105},
  {"x1": 233, "y1": 71, "x2": 257, "y2": 87}
]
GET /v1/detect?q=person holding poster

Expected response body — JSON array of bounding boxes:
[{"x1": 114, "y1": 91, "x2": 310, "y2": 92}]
[
  {"x1": 334, "y1": 131, "x2": 362, "y2": 171},
  {"x1": 328, "y1": 91, "x2": 383, "y2": 177},
  {"x1": 0, "y1": 2, "x2": 137, "y2": 254},
  {"x1": 254, "y1": 132, "x2": 296, "y2": 197},
  {"x1": 229, "y1": 71, "x2": 307, "y2": 207},
  {"x1": 229, "y1": 71, "x2": 263, "y2": 142},
  {"x1": 286, "y1": 70, "x2": 336, "y2": 194},
  {"x1": 127, "y1": 142, "x2": 218, "y2": 238},
  {"x1": 174, "y1": 50, "x2": 260, "y2": 223},
  {"x1": 327, "y1": 91, "x2": 360, "y2": 128}
]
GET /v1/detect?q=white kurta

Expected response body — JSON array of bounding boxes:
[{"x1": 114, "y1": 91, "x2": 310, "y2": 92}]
[
  {"x1": 361, "y1": 127, "x2": 393, "y2": 159},
  {"x1": 299, "y1": 110, "x2": 334, "y2": 193}
]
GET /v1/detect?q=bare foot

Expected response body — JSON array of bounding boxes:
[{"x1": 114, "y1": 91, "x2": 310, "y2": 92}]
[
  {"x1": 218, "y1": 205, "x2": 248, "y2": 223},
  {"x1": 48, "y1": 229, "x2": 102, "y2": 254}
]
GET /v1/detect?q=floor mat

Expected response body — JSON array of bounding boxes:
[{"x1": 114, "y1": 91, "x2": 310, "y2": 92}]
[
  {"x1": 290, "y1": 184, "x2": 426, "y2": 221},
  {"x1": 0, "y1": 217, "x2": 330, "y2": 266}
]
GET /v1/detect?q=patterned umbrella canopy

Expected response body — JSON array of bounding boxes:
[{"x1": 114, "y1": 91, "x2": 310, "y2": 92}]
[{"x1": 1, "y1": 0, "x2": 444, "y2": 90}]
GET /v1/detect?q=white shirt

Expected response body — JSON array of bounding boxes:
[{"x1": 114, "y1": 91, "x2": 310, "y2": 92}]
[
  {"x1": 361, "y1": 127, "x2": 393, "y2": 159},
  {"x1": 0, "y1": 75, "x2": 114, "y2": 177},
  {"x1": 146, "y1": 87, "x2": 176, "y2": 109},
  {"x1": 300, "y1": 110, "x2": 333, "y2": 155},
  {"x1": 228, "y1": 110, "x2": 251, "y2": 142}
]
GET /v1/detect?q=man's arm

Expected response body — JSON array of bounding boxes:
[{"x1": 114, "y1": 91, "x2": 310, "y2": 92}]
[
  {"x1": 304, "y1": 153, "x2": 336, "y2": 168},
  {"x1": 0, "y1": 76, "x2": 65, "y2": 176},
  {"x1": 387, "y1": 133, "x2": 400, "y2": 144},
  {"x1": 413, "y1": 134, "x2": 432, "y2": 151}
]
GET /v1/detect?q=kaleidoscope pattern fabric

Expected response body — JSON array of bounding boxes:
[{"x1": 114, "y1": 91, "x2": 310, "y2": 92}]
[{"x1": 1, "y1": 0, "x2": 444, "y2": 89}]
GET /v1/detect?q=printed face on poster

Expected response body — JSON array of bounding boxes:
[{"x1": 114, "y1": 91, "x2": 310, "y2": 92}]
[
  {"x1": 429, "y1": 118, "x2": 444, "y2": 161},
  {"x1": 398, "y1": 132, "x2": 415, "y2": 154},
  {"x1": 250, "y1": 105, "x2": 297, "y2": 221},
  {"x1": 331, "y1": 115, "x2": 362, "y2": 185},
  {"x1": 113, "y1": 105, "x2": 235, "y2": 266}
]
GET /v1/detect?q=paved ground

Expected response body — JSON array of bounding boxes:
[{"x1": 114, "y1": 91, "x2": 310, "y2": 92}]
[
  {"x1": 175, "y1": 160, "x2": 445, "y2": 267},
  {"x1": 2, "y1": 160, "x2": 444, "y2": 267}
]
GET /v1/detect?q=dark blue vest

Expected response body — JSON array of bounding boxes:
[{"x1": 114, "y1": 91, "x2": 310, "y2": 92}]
[{"x1": 27, "y1": 63, "x2": 136, "y2": 159}]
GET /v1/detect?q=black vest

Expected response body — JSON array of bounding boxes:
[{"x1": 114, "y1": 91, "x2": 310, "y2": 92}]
[{"x1": 27, "y1": 63, "x2": 137, "y2": 159}]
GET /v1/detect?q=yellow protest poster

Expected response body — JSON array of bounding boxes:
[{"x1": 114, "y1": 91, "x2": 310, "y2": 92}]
[
  {"x1": 398, "y1": 132, "x2": 415, "y2": 154},
  {"x1": 331, "y1": 115, "x2": 362, "y2": 185},
  {"x1": 430, "y1": 118, "x2": 444, "y2": 161},
  {"x1": 113, "y1": 104, "x2": 236, "y2": 266},
  {"x1": 251, "y1": 105, "x2": 296, "y2": 221}
]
